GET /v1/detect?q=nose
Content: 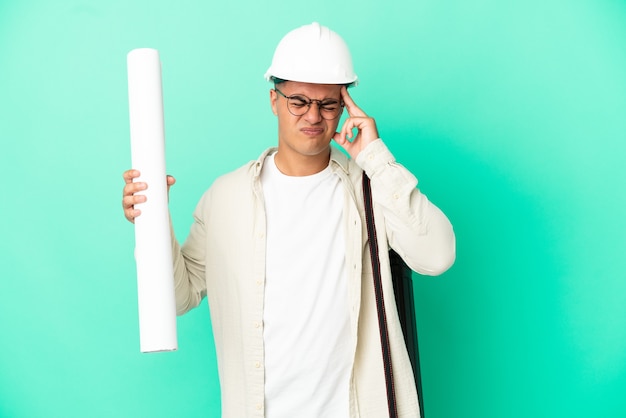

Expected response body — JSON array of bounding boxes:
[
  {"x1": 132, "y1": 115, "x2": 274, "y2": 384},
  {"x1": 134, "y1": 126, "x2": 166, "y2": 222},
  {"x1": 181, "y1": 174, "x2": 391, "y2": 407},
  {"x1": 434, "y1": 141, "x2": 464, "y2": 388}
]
[{"x1": 303, "y1": 102, "x2": 323, "y2": 123}]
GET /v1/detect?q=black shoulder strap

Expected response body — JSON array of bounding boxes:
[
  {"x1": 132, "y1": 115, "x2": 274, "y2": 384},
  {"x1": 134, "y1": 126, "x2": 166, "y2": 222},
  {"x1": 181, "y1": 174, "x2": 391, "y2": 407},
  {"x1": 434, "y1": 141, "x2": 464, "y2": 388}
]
[{"x1": 362, "y1": 173, "x2": 398, "y2": 418}]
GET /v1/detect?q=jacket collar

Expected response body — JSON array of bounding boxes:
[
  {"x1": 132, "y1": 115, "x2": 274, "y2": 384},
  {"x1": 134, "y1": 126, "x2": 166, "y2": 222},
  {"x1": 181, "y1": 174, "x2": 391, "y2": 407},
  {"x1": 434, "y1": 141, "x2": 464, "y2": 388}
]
[{"x1": 252, "y1": 145, "x2": 350, "y2": 178}]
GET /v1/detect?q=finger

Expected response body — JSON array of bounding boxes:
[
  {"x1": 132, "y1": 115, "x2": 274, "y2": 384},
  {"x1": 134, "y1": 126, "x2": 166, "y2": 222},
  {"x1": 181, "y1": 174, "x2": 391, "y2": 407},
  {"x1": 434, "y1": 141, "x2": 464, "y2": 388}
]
[
  {"x1": 123, "y1": 169, "x2": 141, "y2": 184},
  {"x1": 337, "y1": 118, "x2": 352, "y2": 142},
  {"x1": 124, "y1": 207, "x2": 141, "y2": 224},
  {"x1": 166, "y1": 175, "x2": 176, "y2": 186},
  {"x1": 340, "y1": 117, "x2": 361, "y2": 141},
  {"x1": 341, "y1": 87, "x2": 367, "y2": 118},
  {"x1": 332, "y1": 130, "x2": 348, "y2": 146},
  {"x1": 123, "y1": 181, "x2": 147, "y2": 197},
  {"x1": 345, "y1": 120, "x2": 356, "y2": 141},
  {"x1": 122, "y1": 195, "x2": 144, "y2": 223},
  {"x1": 122, "y1": 194, "x2": 147, "y2": 210}
]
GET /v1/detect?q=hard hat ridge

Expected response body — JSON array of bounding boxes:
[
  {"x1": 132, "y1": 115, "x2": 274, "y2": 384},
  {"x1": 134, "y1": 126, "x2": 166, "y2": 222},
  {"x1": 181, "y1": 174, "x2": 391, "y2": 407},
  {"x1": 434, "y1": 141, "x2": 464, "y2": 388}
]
[{"x1": 264, "y1": 22, "x2": 358, "y2": 86}]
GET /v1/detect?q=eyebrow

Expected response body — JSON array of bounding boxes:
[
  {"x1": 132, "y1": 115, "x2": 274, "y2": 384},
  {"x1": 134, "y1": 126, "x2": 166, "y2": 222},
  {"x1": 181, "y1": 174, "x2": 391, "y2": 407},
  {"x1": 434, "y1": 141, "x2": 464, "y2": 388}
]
[{"x1": 289, "y1": 93, "x2": 340, "y2": 103}]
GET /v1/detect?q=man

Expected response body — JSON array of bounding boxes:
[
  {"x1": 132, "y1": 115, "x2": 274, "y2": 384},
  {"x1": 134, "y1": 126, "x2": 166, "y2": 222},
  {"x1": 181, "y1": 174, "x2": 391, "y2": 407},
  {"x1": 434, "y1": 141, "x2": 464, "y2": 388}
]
[{"x1": 122, "y1": 22, "x2": 455, "y2": 418}]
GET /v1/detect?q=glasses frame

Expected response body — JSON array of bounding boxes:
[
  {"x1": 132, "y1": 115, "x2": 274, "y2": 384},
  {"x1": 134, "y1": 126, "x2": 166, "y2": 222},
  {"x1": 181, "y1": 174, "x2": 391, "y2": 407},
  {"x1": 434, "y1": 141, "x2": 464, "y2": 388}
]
[{"x1": 274, "y1": 87, "x2": 344, "y2": 120}]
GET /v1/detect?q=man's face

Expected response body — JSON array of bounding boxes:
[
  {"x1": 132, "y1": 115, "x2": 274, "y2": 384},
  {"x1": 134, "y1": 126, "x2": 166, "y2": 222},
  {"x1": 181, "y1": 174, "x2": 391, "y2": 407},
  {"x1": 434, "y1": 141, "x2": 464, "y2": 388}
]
[{"x1": 270, "y1": 81, "x2": 343, "y2": 160}]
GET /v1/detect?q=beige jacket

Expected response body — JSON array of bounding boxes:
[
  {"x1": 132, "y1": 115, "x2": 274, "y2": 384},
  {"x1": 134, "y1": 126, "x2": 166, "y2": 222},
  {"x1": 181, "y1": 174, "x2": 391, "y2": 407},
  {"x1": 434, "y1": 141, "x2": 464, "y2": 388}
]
[{"x1": 171, "y1": 139, "x2": 456, "y2": 417}]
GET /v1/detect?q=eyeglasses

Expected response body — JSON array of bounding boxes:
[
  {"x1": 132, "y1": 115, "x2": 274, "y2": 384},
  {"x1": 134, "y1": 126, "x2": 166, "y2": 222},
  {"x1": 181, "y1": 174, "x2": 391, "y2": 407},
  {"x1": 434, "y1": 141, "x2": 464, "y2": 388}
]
[{"x1": 275, "y1": 87, "x2": 344, "y2": 120}]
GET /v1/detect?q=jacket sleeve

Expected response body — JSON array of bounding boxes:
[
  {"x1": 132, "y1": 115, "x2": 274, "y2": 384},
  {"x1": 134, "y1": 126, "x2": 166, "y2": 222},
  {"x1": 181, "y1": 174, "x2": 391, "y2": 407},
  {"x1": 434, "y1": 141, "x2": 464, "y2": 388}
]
[
  {"x1": 170, "y1": 190, "x2": 210, "y2": 315},
  {"x1": 356, "y1": 139, "x2": 456, "y2": 275}
]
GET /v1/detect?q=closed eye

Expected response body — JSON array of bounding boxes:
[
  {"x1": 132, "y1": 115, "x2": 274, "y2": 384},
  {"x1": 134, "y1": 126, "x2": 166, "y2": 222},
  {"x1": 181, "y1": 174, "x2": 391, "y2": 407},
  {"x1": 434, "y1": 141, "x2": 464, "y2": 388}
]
[
  {"x1": 289, "y1": 96, "x2": 309, "y2": 107},
  {"x1": 320, "y1": 101, "x2": 340, "y2": 111}
]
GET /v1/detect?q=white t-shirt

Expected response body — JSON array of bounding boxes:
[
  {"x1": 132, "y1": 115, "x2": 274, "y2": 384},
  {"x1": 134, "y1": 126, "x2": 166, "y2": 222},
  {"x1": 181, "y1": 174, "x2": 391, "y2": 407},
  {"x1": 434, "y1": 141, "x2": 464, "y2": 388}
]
[{"x1": 261, "y1": 153, "x2": 351, "y2": 418}]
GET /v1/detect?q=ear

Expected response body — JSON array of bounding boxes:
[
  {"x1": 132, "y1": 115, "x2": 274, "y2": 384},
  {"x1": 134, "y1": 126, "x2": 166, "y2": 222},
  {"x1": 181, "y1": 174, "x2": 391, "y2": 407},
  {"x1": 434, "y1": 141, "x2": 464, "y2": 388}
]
[{"x1": 270, "y1": 89, "x2": 278, "y2": 116}]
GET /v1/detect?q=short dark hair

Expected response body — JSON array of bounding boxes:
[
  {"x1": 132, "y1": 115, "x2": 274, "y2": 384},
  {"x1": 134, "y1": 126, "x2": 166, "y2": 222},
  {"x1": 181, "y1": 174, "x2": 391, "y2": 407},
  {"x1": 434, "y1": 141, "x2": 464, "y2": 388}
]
[{"x1": 271, "y1": 77, "x2": 287, "y2": 87}]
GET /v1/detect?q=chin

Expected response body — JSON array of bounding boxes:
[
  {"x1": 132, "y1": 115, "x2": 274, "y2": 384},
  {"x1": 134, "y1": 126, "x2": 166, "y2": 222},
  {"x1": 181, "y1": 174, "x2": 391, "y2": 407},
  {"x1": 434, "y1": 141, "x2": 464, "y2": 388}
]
[{"x1": 297, "y1": 141, "x2": 331, "y2": 157}]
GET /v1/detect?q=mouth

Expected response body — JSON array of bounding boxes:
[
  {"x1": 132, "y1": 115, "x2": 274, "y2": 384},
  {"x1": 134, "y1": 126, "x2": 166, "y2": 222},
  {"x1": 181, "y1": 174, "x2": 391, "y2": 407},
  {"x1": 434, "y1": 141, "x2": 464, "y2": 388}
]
[{"x1": 300, "y1": 127, "x2": 325, "y2": 137}]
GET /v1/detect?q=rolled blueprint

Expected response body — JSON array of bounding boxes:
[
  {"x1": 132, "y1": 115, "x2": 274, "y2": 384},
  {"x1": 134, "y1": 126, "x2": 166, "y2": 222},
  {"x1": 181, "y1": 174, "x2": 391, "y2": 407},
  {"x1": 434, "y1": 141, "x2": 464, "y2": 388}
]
[{"x1": 127, "y1": 48, "x2": 178, "y2": 353}]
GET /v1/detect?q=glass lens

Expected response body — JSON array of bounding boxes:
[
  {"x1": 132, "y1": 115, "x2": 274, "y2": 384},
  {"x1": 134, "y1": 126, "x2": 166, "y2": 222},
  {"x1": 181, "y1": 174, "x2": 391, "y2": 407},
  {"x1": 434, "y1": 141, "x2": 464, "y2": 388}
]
[
  {"x1": 320, "y1": 101, "x2": 341, "y2": 119},
  {"x1": 287, "y1": 95, "x2": 309, "y2": 116},
  {"x1": 285, "y1": 93, "x2": 343, "y2": 120}
]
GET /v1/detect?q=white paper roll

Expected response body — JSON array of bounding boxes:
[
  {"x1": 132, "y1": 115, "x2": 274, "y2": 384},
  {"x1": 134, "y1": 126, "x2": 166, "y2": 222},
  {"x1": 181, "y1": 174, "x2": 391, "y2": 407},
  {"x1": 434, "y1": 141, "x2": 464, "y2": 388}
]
[{"x1": 127, "y1": 48, "x2": 178, "y2": 353}]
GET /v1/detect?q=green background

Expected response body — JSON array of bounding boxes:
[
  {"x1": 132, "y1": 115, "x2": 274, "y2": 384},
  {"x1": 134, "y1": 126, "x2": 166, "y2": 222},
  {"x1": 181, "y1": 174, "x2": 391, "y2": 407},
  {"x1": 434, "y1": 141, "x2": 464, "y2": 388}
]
[{"x1": 1, "y1": 0, "x2": 625, "y2": 417}]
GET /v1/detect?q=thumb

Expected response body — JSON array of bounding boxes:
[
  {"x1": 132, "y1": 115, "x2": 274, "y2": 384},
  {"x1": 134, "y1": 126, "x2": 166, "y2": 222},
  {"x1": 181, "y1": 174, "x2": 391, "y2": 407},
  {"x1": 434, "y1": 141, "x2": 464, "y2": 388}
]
[{"x1": 166, "y1": 175, "x2": 176, "y2": 200}]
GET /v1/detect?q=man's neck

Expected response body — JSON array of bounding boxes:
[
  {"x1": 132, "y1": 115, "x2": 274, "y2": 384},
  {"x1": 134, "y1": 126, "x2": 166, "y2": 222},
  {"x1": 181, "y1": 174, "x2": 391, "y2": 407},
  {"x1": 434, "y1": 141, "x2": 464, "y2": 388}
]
[{"x1": 274, "y1": 148, "x2": 331, "y2": 177}]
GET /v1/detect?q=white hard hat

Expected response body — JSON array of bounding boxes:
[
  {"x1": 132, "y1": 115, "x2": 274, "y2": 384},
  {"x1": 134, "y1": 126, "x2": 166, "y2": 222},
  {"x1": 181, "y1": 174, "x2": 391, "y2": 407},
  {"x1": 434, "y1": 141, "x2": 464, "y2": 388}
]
[{"x1": 264, "y1": 22, "x2": 358, "y2": 86}]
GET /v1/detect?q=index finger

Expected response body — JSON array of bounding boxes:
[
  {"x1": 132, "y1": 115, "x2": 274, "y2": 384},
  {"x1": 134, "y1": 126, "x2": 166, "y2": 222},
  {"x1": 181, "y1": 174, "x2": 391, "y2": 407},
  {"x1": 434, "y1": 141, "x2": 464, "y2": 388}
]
[
  {"x1": 341, "y1": 86, "x2": 367, "y2": 118},
  {"x1": 123, "y1": 169, "x2": 140, "y2": 184}
]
